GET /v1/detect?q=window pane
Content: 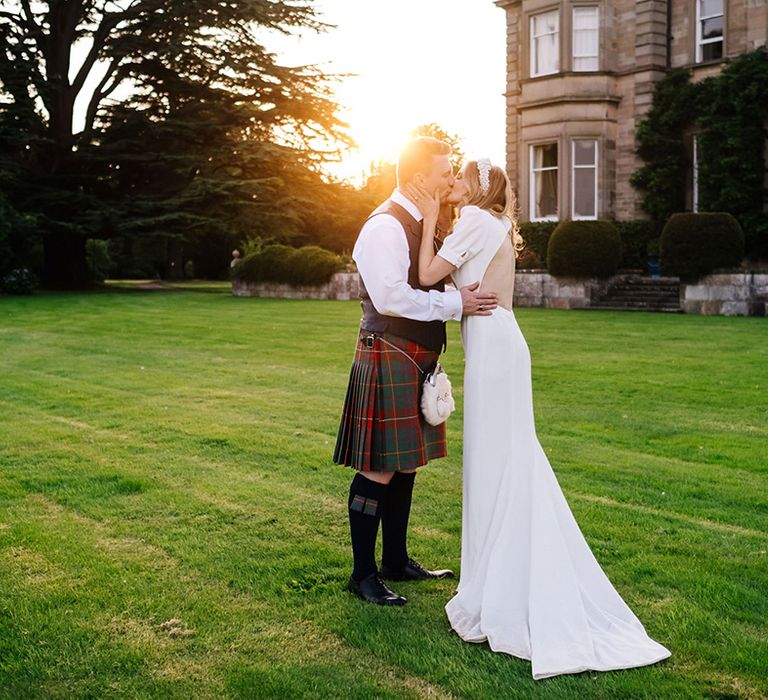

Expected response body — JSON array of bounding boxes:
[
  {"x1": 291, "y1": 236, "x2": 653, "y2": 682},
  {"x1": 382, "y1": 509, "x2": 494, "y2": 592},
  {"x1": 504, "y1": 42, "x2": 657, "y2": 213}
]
[
  {"x1": 574, "y1": 56, "x2": 599, "y2": 71},
  {"x1": 532, "y1": 10, "x2": 559, "y2": 76},
  {"x1": 573, "y1": 28, "x2": 598, "y2": 55},
  {"x1": 573, "y1": 7, "x2": 598, "y2": 72},
  {"x1": 534, "y1": 143, "x2": 558, "y2": 169},
  {"x1": 532, "y1": 144, "x2": 558, "y2": 219},
  {"x1": 533, "y1": 10, "x2": 558, "y2": 36},
  {"x1": 535, "y1": 32, "x2": 559, "y2": 74},
  {"x1": 574, "y1": 140, "x2": 596, "y2": 166},
  {"x1": 573, "y1": 168, "x2": 596, "y2": 218},
  {"x1": 573, "y1": 6, "x2": 598, "y2": 30},
  {"x1": 702, "y1": 39, "x2": 723, "y2": 61},
  {"x1": 534, "y1": 170, "x2": 558, "y2": 218},
  {"x1": 701, "y1": 16, "x2": 723, "y2": 40},
  {"x1": 700, "y1": 0, "x2": 723, "y2": 18}
]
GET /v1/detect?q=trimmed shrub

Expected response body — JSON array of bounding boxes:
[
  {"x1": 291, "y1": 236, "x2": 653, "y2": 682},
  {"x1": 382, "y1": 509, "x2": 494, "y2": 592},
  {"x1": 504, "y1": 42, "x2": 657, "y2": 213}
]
[
  {"x1": 518, "y1": 221, "x2": 558, "y2": 266},
  {"x1": 288, "y1": 246, "x2": 345, "y2": 286},
  {"x1": 233, "y1": 243, "x2": 293, "y2": 284},
  {"x1": 660, "y1": 212, "x2": 745, "y2": 279},
  {"x1": 614, "y1": 220, "x2": 658, "y2": 269},
  {"x1": 233, "y1": 243, "x2": 343, "y2": 286},
  {"x1": 547, "y1": 220, "x2": 622, "y2": 278}
]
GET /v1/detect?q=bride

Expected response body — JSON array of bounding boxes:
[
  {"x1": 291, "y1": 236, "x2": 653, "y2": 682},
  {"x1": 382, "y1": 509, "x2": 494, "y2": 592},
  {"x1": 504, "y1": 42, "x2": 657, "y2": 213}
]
[{"x1": 406, "y1": 159, "x2": 671, "y2": 680}]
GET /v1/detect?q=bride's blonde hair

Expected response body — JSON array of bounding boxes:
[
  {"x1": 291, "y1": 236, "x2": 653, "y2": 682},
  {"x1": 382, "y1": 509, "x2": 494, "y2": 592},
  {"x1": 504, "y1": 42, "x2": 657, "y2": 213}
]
[{"x1": 462, "y1": 160, "x2": 523, "y2": 252}]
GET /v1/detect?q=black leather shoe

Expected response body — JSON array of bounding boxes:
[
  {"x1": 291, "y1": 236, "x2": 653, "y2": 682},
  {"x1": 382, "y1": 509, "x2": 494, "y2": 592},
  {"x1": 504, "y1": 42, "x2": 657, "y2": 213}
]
[
  {"x1": 347, "y1": 573, "x2": 407, "y2": 606},
  {"x1": 379, "y1": 558, "x2": 455, "y2": 581}
]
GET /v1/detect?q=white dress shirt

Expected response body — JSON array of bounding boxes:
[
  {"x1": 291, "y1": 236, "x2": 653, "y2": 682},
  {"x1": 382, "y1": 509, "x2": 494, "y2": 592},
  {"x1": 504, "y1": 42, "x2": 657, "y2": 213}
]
[{"x1": 352, "y1": 189, "x2": 463, "y2": 322}]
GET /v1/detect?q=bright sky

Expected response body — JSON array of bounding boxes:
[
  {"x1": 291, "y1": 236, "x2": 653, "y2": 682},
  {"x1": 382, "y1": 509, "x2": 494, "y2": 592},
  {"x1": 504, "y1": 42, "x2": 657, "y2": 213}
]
[
  {"x1": 267, "y1": 0, "x2": 508, "y2": 182},
  {"x1": 71, "y1": 1, "x2": 508, "y2": 184}
]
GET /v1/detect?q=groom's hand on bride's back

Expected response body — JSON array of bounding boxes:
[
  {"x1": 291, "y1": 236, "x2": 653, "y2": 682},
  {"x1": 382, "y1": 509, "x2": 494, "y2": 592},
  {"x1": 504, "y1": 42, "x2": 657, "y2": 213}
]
[{"x1": 460, "y1": 282, "x2": 497, "y2": 316}]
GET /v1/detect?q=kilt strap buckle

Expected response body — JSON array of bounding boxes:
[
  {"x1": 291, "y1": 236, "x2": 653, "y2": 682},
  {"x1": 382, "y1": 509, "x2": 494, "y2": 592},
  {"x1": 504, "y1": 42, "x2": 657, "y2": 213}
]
[{"x1": 362, "y1": 333, "x2": 376, "y2": 349}]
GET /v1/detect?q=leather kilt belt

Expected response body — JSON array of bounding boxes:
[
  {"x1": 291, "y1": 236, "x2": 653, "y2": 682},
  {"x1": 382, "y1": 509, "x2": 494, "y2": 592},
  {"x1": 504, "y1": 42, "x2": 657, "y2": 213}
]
[{"x1": 333, "y1": 330, "x2": 448, "y2": 472}]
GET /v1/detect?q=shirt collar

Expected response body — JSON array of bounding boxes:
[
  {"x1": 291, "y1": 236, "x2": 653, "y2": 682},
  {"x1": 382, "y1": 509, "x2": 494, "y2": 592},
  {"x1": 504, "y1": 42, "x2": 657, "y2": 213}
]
[{"x1": 391, "y1": 188, "x2": 423, "y2": 222}]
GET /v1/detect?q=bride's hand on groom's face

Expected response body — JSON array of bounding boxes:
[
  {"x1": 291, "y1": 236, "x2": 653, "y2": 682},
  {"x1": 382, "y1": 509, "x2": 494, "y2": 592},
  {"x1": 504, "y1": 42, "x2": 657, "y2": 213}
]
[{"x1": 405, "y1": 183, "x2": 440, "y2": 221}]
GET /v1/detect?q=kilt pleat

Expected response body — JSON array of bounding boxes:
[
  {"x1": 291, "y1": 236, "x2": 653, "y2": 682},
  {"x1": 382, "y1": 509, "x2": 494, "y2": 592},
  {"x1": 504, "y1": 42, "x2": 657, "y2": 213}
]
[
  {"x1": 335, "y1": 359, "x2": 361, "y2": 461},
  {"x1": 352, "y1": 358, "x2": 375, "y2": 465},
  {"x1": 333, "y1": 332, "x2": 448, "y2": 472}
]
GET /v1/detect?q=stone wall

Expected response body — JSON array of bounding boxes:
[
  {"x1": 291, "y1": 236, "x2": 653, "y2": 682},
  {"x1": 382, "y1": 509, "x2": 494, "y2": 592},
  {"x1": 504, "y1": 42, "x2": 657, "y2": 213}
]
[
  {"x1": 680, "y1": 273, "x2": 768, "y2": 316},
  {"x1": 512, "y1": 270, "x2": 595, "y2": 309},
  {"x1": 232, "y1": 269, "x2": 768, "y2": 317},
  {"x1": 232, "y1": 272, "x2": 358, "y2": 301},
  {"x1": 232, "y1": 269, "x2": 598, "y2": 309}
]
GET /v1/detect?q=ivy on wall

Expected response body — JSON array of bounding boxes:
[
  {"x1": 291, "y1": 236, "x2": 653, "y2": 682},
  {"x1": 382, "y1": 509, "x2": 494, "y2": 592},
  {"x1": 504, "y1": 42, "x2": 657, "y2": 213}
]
[
  {"x1": 630, "y1": 69, "x2": 696, "y2": 228},
  {"x1": 631, "y1": 49, "x2": 768, "y2": 258}
]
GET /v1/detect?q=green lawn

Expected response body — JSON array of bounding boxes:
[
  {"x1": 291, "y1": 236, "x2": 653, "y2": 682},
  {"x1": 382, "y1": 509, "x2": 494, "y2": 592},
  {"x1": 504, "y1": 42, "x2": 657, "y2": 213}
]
[{"x1": 1, "y1": 288, "x2": 766, "y2": 699}]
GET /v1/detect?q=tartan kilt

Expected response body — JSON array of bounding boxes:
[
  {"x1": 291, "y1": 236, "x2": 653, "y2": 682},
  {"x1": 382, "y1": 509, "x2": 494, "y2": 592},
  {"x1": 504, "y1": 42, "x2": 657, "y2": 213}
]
[{"x1": 333, "y1": 332, "x2": 448, "y2": 472}]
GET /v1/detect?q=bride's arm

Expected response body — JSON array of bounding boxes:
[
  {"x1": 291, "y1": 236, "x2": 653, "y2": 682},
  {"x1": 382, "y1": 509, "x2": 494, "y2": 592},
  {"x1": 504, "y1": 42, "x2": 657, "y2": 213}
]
[{"x1": 405, "y1": 184, "x2": 457, "y2": 287}]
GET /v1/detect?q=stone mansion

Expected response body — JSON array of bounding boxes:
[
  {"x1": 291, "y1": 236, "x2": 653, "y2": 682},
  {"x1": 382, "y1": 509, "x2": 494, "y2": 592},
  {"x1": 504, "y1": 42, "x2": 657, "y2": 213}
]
[{"x1": 493, "y1": 0, "x2": 768, "y2": 222}]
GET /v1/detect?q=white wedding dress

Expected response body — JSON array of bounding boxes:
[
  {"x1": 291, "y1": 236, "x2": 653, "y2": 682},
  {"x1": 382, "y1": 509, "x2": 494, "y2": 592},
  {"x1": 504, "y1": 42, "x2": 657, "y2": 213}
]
[{"x1": 437, "y1": 206, "x2": 671, "y2": 680}]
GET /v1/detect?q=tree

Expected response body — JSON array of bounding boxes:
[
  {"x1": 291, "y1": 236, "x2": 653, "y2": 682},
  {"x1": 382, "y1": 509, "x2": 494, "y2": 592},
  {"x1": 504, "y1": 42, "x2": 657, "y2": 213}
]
[{"x1": 0, "y1": 0, "x2": 349, "y2": 287}]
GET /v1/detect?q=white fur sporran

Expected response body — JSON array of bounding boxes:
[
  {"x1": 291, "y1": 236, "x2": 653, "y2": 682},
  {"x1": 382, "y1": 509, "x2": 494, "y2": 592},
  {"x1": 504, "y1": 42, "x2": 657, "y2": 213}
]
[
  {"x1": 373, "y1": 334, "x2": 455, "y2": 426},
  {"x1": 420, "y1": 362, "x2": 455, "y2": 426}
]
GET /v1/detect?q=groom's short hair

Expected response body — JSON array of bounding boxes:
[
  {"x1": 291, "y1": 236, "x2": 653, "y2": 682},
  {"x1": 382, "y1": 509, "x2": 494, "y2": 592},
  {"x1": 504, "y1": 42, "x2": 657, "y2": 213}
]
[{"x1": 397, "y1": 137, "x2": 451, "y2": 186}]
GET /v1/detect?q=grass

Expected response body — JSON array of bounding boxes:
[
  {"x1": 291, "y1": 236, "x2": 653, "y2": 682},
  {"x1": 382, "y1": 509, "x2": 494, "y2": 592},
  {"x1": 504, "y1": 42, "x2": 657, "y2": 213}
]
[{"x1": 0, "y1": 286, "x2": 766, "y2": 699}]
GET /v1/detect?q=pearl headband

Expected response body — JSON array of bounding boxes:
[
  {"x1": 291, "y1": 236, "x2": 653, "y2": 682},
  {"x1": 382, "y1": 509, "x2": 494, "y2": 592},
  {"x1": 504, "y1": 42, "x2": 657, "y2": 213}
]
[{"x1": 477, "y1": 158, "x2": 492, "y2": 194}]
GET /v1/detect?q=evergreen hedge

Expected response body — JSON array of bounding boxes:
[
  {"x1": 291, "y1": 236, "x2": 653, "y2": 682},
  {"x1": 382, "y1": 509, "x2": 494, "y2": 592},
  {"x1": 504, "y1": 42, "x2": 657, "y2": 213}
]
[
  {"x1": 614, "y1": 220, "x2": 658, "y2": 270},
  {"x1": 233, "y1": 243, "x2": 344, "y2": 286},
  {"x1": 518, "y1": 222, "x2": 558, "y2": 269},
  {"x1": 547, "y1": 220, "x2": 622, "y2": 278},
  {"x1": 660, "y1": 213, "x2": 745, "y2": 280}
]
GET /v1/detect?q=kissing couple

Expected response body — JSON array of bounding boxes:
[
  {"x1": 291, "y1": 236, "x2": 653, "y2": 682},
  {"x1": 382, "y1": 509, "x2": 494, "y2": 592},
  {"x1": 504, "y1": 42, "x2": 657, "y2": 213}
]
[{"x1": 333, "y1": 137, "x2": 671, "y2": 680}]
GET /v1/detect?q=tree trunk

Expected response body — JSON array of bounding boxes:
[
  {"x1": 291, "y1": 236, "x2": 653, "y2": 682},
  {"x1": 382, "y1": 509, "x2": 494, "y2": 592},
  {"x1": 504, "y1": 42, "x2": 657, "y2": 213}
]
[{"x1": 42, "y1": 235, "x2": 90, "y2": 289}]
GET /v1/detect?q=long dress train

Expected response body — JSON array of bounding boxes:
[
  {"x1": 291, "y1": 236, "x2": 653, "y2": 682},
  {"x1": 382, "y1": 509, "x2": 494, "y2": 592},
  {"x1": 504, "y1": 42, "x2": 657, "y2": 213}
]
[{"x1": 438, "y1": 206, "x2": 671, "y2": 680}]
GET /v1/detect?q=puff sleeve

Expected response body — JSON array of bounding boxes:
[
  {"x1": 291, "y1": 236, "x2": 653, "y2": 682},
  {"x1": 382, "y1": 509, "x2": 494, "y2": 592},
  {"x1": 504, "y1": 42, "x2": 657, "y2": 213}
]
[{"x1": 437, "y1": 206, "x2": 488, "y2": 269}]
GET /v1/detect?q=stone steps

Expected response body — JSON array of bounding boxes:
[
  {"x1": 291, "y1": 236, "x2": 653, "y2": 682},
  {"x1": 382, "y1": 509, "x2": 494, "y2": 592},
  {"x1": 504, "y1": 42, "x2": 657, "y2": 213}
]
[{"x1": 588, "y1": 275, "x2": 681, "y2": 312}]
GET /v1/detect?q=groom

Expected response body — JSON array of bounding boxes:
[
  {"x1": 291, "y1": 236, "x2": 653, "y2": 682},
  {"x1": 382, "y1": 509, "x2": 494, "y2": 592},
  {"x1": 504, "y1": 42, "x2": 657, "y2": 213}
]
[{"x1": 333, "y1": 137, "x2": 498, "y2": 605}]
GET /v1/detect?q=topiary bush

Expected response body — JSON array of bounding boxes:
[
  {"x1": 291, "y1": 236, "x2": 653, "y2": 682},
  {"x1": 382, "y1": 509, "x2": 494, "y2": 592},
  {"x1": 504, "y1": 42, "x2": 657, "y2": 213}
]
[
  {"x1": 288, "y1": 246, "x2": 345, "y2": 286},
  {"x1": 660, "y1": 212, "x2": 745, "y2": 279},
  {"x1": 232, "y1": 243, "x2": 343, "y2": 286},
  {"x1": 614, "y1": 220, "x2": 658, "y2": 269},
  {"x1": 547, "y1": 220, "x2": 622, "y2": 278},
  {"x1": 518, "y1": 221, "x2": 558, "y2": 267},
  {"x1": 233, "y1": 243, "x2": 294, "y2": 284}
]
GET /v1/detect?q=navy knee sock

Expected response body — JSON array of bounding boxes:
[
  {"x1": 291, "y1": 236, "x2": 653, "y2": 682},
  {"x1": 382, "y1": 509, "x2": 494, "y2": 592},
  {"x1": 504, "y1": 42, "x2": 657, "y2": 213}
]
[
  {"x1": 381, "y1": 471, "x2": 416, "y2": 570},
  {"x1": 348, "y1": 473, "x2": 387, "y2": 582}
]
